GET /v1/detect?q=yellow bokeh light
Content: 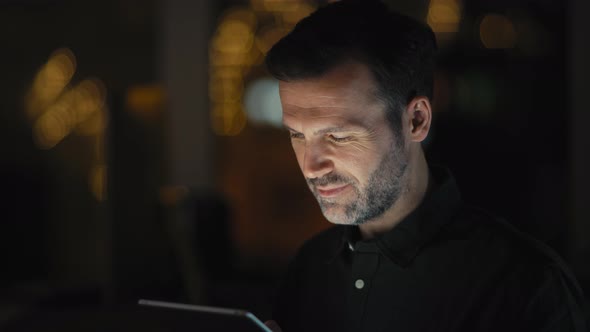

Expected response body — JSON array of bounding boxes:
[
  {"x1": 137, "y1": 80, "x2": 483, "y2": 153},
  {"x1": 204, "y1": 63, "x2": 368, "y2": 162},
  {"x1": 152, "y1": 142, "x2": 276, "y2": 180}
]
[
  {"x1": 209, "y1": 75, "x2": 244, "y2": 103},
  {"x1": 210, "y1": 50, "x2": 253, "y2": 67},
  {"x1": 76, "y1": 79, "x2": 106, "y2": 112},
  {"x1": 33, "y1": 111, "x2": 69, "y2": 149},
  {"x1": 213, "y1": 20, "x2": 255, "y2": 54},
  {"x1": 256, "y1": 27, "x2": 291, "y2": 54},
  {"x1": 220, "y1": 8, "x2": 257, "y2": 30},
  {"x1": 211, "y1": 103, "x2": 247, "y2": 136},
  {"x1": 89, "y1": 164, "x2": 107, "y2": 201},
  {"x1": 250, "y1": 0, "x2": 301, "y2": 13},
  {"x1": 281, "y1": 3, "x2": 315, "y2": 25},
  {"x1": 126, "y1": 84, "x2": 165, "y2": 117},
  {"x1": 32, "y1": 79, "x2": 107, "y2": 149},
  {"x1": 210, "y1": 67, "x2": 243, "y2": 79},
  {"x1": 479, "y1": 14, "x2": 517, "y2": 49},
  {"x1": 210, "y1": 0, "x2": 315, "y2": 135},
  {"x1": 76, "y1": 108, "x2": 107, "y2": 136},
  {"x1": 427, "y1": 0, "x2": 462, "y2": 33},
  {"x1": 49, "y1": 48, "x2": 77, "y2": 78},
  {"x1": 26, "y1": 48, "x2": 77, "y2": 119}
]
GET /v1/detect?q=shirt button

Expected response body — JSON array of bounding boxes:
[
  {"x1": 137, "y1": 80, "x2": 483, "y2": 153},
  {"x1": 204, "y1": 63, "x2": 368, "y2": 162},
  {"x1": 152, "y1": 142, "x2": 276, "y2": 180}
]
[{"x1": 355, "y1": 279, "x2": 365, "y2": 289}]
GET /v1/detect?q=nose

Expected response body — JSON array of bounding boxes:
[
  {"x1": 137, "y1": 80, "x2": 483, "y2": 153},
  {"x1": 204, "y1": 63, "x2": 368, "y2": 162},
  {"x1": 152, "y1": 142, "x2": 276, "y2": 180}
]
[{"x1": 301, "y1": 142, "x2": 334, "y2": 180}]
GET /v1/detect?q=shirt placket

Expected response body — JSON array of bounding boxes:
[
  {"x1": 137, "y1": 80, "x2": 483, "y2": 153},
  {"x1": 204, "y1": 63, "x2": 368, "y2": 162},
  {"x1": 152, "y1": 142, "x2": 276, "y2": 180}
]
[{"x1": 347, "y1": 242, "x2": 380, "y2": 332}]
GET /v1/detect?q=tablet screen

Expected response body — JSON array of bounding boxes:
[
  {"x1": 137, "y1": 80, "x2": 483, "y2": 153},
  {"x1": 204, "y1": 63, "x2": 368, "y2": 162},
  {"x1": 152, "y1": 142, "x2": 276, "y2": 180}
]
[{"x1": 138, "y1": 299, "x2": 272, "y2": 332}]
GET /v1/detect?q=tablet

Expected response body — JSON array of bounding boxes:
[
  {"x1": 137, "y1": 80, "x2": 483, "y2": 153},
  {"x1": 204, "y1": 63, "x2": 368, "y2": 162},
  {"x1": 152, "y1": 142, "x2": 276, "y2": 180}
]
[{"x1": 138, "y1": 299, "x2": 273, "y2": 332}]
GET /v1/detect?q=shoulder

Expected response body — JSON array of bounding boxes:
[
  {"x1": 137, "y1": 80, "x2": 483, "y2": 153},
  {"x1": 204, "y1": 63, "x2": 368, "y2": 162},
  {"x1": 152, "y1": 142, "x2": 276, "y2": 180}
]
[
  {"x1": 436, "y1": 205, "x2": 587, "y2": 329},
  {"x1": 441, "y1": 205, "x2": 563, "y2": 264},
  {"x1": 441, "y1": 204, "x2": 586, "y2": 302}
]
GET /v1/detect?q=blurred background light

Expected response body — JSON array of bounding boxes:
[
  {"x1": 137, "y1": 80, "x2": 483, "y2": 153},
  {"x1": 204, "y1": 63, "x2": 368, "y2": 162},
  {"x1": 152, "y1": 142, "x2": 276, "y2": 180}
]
[
  {"x1": 89, "y1": 164, "x2": 107, "y2": 201},
  {"x1": 126, "y1": 84, "x2": 165, "y2": 118},
  {"x1": 212, "y1": 20, "x2": 255, "y2": 54},
  {"x1": 211, "y1": 103, "x2": 247, "y2": 136},
  {"x1": 279, "y1": 2, "x2": 315, "y2": 25},
  {"x1": 75, "y1": 108, "x2": 107, "y2": 136},
  {"x1": 31, "y1": 76, "x2": 106, "y2": 149},
  {"x1": 427, "y1": 0, "x2": 462, "y2": 34},
  {"x1": 33, "y1": 111, "x2": 68, "y2": 149},
  {"x1": 209, "y1": 0, "x2": 316, "y2": 136},
  {"x1": 25, "y1": 48, "x2": 77, "y2": 120},
  {"x1": 479, "y1": 14, "x2": 517, "y2": 49},
  {"x1": 220, "y1": 7, "x2": 257, "y2": 29},
  {"x1": 74, "y1": 79, "x2": 106, "y2": 119},
  {"x1": 209, "y1": 75, "x2": 244, "y2": 103},
  {"x1": 243, "y1": 77, "x2": 282, "y2": 127},
  {"x1": 255, "y1": 27, "x2": 290, "y2": 54},
  {"x1": 250, "y1": 0, "x2": 300, "y2": 13}
]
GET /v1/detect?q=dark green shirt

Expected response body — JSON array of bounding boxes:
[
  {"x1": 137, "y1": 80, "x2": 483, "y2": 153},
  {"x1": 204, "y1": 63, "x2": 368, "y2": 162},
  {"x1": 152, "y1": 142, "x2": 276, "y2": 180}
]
[{"x1": 273, "y1": 168, "x2": 588, "y2": 332}]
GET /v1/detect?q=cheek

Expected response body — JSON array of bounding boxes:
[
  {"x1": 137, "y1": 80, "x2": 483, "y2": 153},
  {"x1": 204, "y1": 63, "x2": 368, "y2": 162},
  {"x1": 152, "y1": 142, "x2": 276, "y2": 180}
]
[
  {"x1": 336, "y1": 146, "x2": 385, "y2": 178},
  {"x1": 291, "y1": 143, "x2": 306, "y2": 169},
  {"x1": 340, "y1": 139, "x2": 382, "y2": 161}
]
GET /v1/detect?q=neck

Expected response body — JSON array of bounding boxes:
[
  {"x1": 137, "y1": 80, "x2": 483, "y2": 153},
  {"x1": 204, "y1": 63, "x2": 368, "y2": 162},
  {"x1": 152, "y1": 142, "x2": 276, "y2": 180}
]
[{"x1": 359, "y1": 146, "x2": 430, "y2": 240}]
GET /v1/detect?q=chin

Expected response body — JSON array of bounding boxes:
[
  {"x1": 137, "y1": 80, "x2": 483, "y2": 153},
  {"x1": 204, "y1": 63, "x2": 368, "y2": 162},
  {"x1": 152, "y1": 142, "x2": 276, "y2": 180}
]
[{"x1": 321, "y1": 207, "x2": 356, "y2": 225}]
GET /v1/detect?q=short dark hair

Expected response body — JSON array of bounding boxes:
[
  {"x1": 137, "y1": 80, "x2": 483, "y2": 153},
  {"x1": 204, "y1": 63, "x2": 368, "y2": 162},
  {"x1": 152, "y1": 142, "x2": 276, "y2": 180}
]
[{"x1": 265, "y1": 0, "x2": 437, "y2": 133}]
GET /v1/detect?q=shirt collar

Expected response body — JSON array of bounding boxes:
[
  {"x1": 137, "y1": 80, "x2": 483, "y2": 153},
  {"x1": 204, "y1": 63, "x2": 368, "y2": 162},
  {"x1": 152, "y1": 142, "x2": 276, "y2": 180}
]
[{"x1": 336, "y1": 166, "x2": 463, "y2": 267}]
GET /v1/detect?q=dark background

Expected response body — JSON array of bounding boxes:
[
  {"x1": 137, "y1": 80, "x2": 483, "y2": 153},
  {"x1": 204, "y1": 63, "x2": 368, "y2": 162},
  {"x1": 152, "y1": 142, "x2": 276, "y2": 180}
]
[{"x1": 1, "y1": 0, "x2": 589, "y2": 330}]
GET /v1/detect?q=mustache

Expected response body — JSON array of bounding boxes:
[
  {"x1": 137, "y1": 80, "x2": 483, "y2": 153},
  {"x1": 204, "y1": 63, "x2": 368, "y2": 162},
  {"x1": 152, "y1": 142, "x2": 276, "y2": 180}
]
[{"x1": 307, "y1": 173, "x2": 350, "y2": 187}]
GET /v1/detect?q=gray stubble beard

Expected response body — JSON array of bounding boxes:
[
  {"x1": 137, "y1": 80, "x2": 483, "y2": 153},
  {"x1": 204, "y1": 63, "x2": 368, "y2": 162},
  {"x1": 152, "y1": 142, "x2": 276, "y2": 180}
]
[{"x1": 309, "y1": 141, "x2": 409, "y2": 225}]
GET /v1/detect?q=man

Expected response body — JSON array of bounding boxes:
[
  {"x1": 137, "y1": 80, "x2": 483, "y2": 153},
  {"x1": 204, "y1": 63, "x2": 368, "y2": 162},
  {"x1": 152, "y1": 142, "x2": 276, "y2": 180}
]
[{"x1": 263, "y1": 1, "x2": 588, "y2": 331}]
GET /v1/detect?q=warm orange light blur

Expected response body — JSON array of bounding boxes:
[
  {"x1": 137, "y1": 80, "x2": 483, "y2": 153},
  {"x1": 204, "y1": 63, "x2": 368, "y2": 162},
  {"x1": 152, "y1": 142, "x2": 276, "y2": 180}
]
[
  {"x1": 32, "y1": 79, "x2": 106, "y2": 149},
  {"x1": 256, "y1": 27, "x2": 290, "y2": 54},
  {"x1": 212, "y1": 20, "x2": 255, "y2": 54},
  {"x1": 25, "y1": 48, "x2": 77, "y2": 120},
  {"x1": 33, "y1": 111, "x2": 69, "y2": 149},
  {"x1": 220, "y1": 8, "x2": 257, "y2": 29},
  {"x1": 479, "y1": 14, "x2": 517, "y2": 49},
  {"x1": 209, "y1": 50, "x2": 254, "y2": 67},
  {"x1": 250, "y1": 0, "x2": 301, "y2": 13},
  {"x1": 427, "y1": 0, "x2": 462, "y2": 33},
  {"x1": 280, "y1": 2, "x2": 315, "y2": 25},
  {"x1": 211, "y1": 103, "x2": 247, "y2": 136},
  {"x1": 126, "y1": 84, "x2": 165, "y2": 117},
  {"x1": 76, "y1": 108, "x2": 107, "y2": 136},
  {"x1": 209, "y1": 75, "x2": 243, "y2": 103},
  {"x1": 89, "y1": 164, "x2": 107, "y2": 201},
  {"x1": 209, "y1": 0, "x2": 316, "y2": 136},
  {"x1": 72, "y1": 80, "x2": 104, "y2": 118}
]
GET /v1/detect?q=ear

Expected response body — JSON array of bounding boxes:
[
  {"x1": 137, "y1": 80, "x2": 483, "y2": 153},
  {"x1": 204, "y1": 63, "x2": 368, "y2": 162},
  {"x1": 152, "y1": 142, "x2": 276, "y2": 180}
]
[{"x1": 405, "y1": 96, "x2": 432, "y2": 143}]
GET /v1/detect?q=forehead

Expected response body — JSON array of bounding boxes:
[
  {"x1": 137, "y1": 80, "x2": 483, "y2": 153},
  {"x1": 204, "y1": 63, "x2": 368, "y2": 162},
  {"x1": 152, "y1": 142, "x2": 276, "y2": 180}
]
[{"x1": 279, "y1": 62, "x2": 386, "y2": 126}]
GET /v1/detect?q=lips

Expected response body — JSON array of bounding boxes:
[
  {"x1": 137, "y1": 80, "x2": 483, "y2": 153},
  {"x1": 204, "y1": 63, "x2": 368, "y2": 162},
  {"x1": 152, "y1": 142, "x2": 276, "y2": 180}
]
[{"x1": 316, "y1": 184, "x2": 350, "y2": 198}]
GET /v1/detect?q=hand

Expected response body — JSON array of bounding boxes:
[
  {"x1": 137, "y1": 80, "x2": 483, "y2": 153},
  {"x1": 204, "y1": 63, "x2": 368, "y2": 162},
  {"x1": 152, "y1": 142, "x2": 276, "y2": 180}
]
[{"x1": 264, "y1": 320, "x2": 283, "y2": 332}]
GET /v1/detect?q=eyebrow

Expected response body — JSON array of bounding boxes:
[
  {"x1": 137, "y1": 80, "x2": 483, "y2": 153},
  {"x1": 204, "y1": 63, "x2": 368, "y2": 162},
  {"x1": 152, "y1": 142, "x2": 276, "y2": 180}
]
[{"x1": 283, "y1": 124, "x2": 363, "y2": 136}]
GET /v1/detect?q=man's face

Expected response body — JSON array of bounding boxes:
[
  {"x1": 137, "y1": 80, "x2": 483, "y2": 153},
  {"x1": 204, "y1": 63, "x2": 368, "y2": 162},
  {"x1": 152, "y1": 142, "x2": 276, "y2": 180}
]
[{"x1": 280, "y1": 62, "x2": 409, "y2": 226}]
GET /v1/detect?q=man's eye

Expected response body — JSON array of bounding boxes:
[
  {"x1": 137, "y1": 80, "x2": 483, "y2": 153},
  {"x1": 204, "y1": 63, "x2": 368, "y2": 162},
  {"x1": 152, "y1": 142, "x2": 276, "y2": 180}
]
[
  {"x1": 290, "y1": 132, "x2": 304, "y2": 140},
  {"x1": 329, "y1": 135, "x2": 351, "y2": 143}
]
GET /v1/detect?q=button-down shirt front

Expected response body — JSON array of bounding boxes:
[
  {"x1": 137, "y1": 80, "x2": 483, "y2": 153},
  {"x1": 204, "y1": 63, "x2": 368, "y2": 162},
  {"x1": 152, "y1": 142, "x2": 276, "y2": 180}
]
[{"x1": 273, "y1": 167, "x2": 587, "y2": 332}]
